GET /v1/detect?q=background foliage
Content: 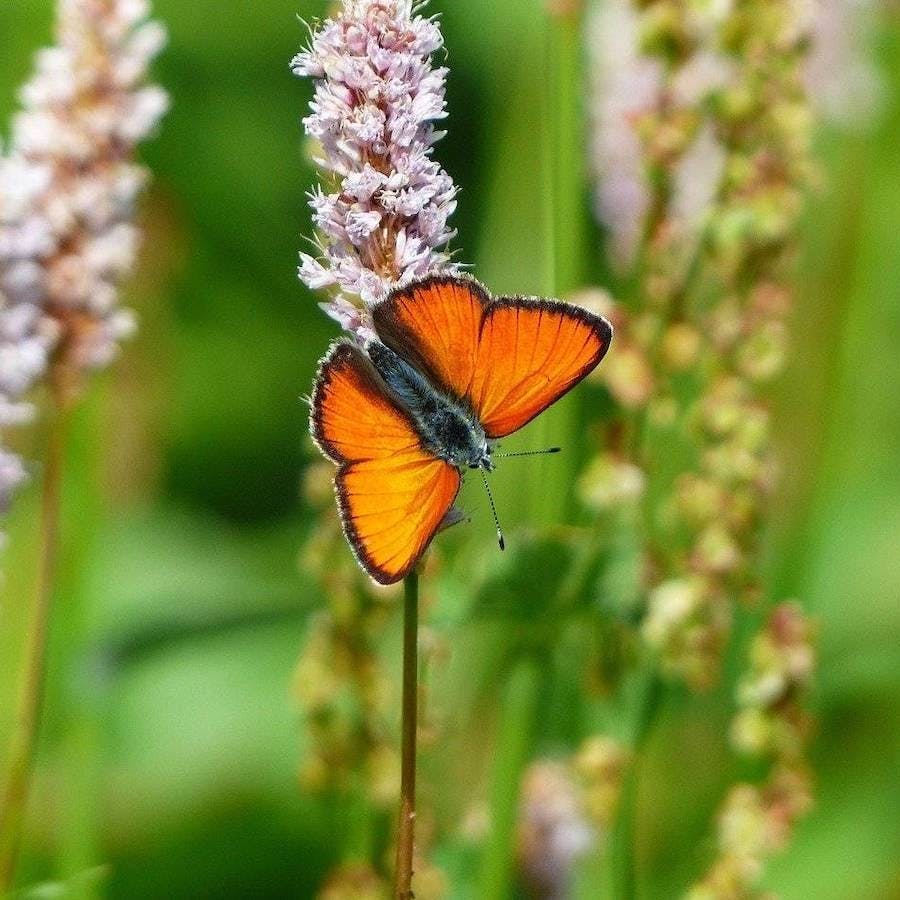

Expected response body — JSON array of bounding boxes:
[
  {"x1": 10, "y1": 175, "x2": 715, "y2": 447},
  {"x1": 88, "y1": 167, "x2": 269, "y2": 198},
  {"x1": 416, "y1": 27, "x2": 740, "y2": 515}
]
[{"x1": 1, "y1": 0, "x2": 899, "y2": 897}]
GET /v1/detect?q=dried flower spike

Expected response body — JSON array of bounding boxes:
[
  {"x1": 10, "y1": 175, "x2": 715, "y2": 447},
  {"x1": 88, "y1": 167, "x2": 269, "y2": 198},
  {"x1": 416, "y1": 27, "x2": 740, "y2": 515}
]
[{"x1": 689, "y1": 605, "x2": 816, "y2": 898}]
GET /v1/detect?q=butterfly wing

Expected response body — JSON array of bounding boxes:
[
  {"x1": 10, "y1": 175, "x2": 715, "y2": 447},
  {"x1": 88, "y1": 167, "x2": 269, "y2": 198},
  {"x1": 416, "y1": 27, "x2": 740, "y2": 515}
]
[
  {"x1": 372, "y1": 276, "x2": 612, "y2": 439},
  {"x1": 311, "y1": 340, "x2": 461, "y2": 585},
  {"x1": 468, "y1": 298, "x2": 612, "y2": 438},
  {"x1": 371, "y1": 276, "x2": 487, "y2": 403}
]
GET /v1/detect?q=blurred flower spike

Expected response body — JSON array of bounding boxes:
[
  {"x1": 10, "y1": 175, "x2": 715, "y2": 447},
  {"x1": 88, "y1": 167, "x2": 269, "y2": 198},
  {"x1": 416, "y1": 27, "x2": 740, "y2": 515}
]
[
  {"x1": 0, "y1": 0, "x2": 168, "y2": 519},
  {"x1": 690, "y1": 604, "x2": 816, "y2": 897},
  {"x1": 293, "y1": 0, "x2": 459, "y2": 333},
  {"x1": 731, "y1": 602, "x2": 817, "y2": 760}
]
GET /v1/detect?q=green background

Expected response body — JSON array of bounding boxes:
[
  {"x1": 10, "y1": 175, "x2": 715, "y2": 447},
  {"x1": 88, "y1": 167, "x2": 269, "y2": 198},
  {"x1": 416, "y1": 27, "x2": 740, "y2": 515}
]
[{"x1": 1, "y1": 0, "x2": 899, "y2": 897}]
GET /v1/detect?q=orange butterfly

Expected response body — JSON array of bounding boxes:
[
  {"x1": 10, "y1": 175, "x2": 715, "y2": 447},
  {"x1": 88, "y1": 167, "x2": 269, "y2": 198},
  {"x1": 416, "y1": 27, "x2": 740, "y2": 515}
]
[{"x1": 310, "y1": 276, "x2": 613, "y2": 585}]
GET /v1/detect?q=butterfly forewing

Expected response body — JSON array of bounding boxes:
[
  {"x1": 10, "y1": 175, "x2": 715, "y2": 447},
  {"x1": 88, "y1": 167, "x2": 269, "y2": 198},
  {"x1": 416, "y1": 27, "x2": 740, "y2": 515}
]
[
  {"x1": 372, "y1": 276, "x2": 486, "y2": 403},
  {"x1": 373, "y1": 276, "x2": 612, "y2": 438},
  {"x1": 311, "y1": 341, "x2": 461, "y2": 584},
  {"x1": 470, "y1": 299, "x2": 612, "y2": 438}
]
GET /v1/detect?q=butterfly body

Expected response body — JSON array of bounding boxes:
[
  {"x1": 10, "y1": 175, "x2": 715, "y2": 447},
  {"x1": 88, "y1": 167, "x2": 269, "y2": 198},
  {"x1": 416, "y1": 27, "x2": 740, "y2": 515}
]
[
  {"x1": 366, "y1": 340, "x2": 491, "y2": 470},
  {"x1": 310, "y1": 276, "x2": 612, "y2": 585}
]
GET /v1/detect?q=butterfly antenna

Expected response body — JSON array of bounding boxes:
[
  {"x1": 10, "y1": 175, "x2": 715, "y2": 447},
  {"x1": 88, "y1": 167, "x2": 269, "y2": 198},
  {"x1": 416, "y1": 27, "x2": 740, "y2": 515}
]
[
  {"x1": 480, "y1": 469, "x2": 505, "y2": 551},
  {"x1": 493, "y1": 447, "x2": 562, "y2": 459}
]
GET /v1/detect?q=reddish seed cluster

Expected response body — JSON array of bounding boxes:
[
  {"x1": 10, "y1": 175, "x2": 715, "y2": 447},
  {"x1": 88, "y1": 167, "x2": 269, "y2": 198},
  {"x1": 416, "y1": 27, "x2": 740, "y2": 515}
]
[
  {"x1": 581, "y1": 0, "x2": 815, "y2": 689},
  {"x1": 689, "y1": 604, "x2": 816, "y2": 898}
]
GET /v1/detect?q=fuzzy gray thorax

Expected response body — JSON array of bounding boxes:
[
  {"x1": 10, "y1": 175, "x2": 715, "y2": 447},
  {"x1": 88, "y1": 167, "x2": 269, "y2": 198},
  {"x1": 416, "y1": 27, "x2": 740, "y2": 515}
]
[{"x1": 366, "y1": 340, "x2": 491, "y2": 470}]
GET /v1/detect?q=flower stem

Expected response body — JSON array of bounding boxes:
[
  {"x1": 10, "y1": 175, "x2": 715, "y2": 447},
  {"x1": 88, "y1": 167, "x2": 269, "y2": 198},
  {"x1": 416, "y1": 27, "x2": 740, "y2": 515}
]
[
  {"x1": 0, "y1": 396, "x2": 70, "y2": 892},
  {"x1": 394, "y1": 570, "x2": 419, "y2": 900},
  {"x1": 528, "y1": 2, "x2": 587, "y2": 525}
]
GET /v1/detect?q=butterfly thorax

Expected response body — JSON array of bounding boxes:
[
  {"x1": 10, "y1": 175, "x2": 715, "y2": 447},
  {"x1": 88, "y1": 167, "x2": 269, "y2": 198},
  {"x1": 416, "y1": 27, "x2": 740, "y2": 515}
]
[{"x1": 366, "y1": 341, "x2": 491, "y2": 470}]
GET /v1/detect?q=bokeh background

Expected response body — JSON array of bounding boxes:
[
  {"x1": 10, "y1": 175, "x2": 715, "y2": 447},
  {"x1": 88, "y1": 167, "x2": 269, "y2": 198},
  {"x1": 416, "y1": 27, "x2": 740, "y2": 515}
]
[{"x1": 1, "y1": 0, "x2": 899, "y2": 897}]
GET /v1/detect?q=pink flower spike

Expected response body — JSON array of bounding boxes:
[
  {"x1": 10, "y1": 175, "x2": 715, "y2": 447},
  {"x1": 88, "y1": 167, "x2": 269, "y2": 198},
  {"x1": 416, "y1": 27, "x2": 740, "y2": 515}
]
[
  {"x1": 294, "y1": 0, "x2": 460, "y2": 332},
  {"x1": 1, "y1": 0, "x2": 167, "y2": 527}
]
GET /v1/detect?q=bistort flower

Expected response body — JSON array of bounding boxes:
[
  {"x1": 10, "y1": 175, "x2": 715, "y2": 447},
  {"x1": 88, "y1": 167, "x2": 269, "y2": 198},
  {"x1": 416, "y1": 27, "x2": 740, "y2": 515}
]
[
  {"x1": 0, "y1": 0, "x2": 168, "y2": 525},
  {"x1": 293, "y1": 0, "x2": 459, "y2": 333}
]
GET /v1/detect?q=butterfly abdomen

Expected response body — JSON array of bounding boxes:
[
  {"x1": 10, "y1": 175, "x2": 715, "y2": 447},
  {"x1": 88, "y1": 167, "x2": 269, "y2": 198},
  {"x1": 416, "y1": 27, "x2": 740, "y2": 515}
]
[{"x1": 366, "y1": 340, "x2": 488, "y2": 469}]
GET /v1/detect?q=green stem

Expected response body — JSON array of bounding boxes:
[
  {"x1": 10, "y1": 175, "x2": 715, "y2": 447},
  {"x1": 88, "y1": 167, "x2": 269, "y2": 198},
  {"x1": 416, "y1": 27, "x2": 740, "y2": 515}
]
[
  {"x1": 528, "y1": 3, "x2": 587, "y2": 524},
  {"x1": 541, "y1": 21, "x2": 558, "y2": 301},
  {"x1": 611, "y1": 670, "x2": 664, "y2": 900},
  {"x1": 0, "y1": 398, "x2": 70, "y2": 892},
  {"x1": 479, "y1": 655, "x2": 542, "y2": 900},
  {"x1": 549, "y1": 6, "x2": 587, "y2": 298},
  {"x1": 393, "y1": 571, "x2": 419, "y2": 900}
]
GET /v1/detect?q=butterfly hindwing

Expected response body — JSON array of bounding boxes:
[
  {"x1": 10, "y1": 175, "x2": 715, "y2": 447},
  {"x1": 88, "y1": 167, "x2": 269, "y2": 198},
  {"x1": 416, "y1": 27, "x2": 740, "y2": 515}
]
[
  {"x1": 373, "y1": 276, "x2": 613, "y2": 439},
  {"x1": 311, "y1": 341, "x2": 461, "y2": 584},
  {"x1": 336, "y1": 456, "x2": 460, "y2": 585}
]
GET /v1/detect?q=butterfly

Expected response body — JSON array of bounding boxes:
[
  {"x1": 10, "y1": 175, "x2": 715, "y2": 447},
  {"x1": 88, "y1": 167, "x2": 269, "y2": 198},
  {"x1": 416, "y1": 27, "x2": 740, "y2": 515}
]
[{"x1": 309, "y1": 275, "x2": 613, "y2": 585}]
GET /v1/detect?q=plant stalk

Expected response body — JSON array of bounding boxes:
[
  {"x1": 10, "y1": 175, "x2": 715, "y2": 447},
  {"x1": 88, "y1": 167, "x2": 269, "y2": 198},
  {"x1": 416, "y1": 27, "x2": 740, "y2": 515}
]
[
  {"x1": 479, "y1": 655, "x2": 542, "y2": 900},
  {"x1": 394, "y1": 570, "x2": 419, "y2": 900},
  {"x1": 527, "y1": 2, "x2": 587, "y2": 525},
  {"x1": 0, "y1": 394, "x2": 71, "y2": 892},
  {"x1": 611, "y1": 671, "x2": 664, "y2": 900}
]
